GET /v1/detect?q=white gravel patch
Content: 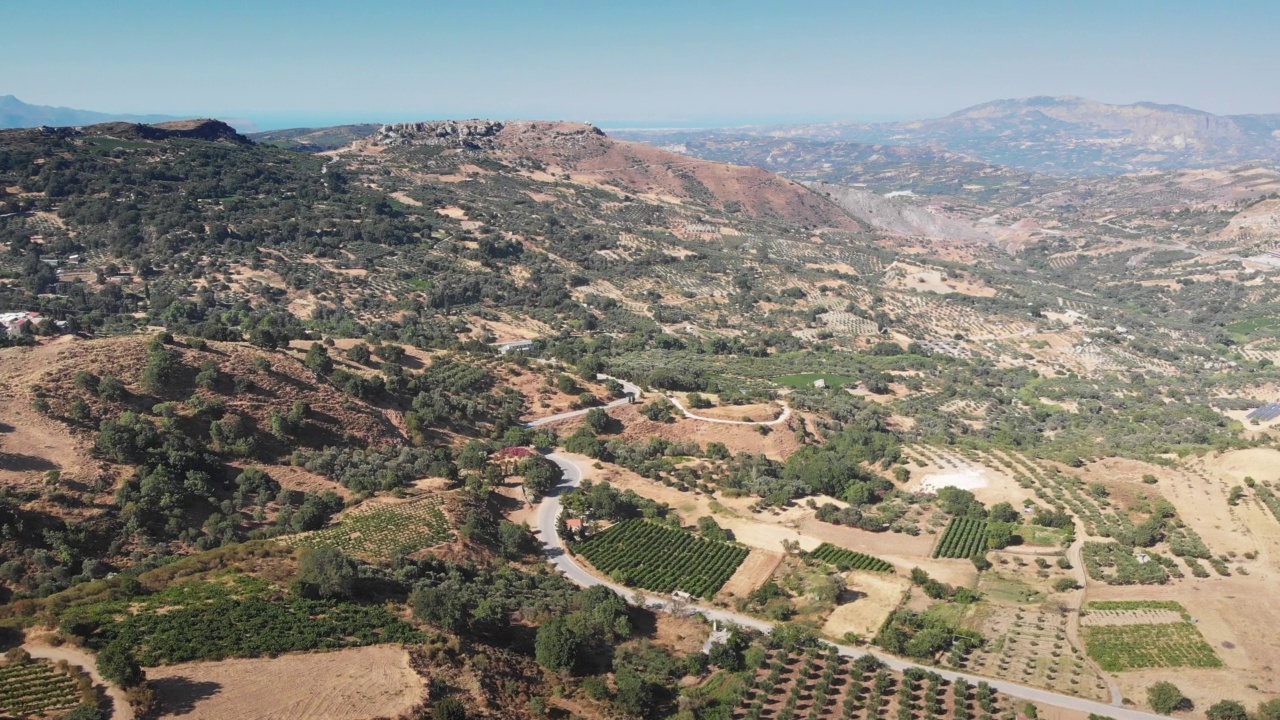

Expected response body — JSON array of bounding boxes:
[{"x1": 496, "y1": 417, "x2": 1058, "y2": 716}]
[{"x1": 919, "y1": 468, "x2": 989, "y2": 492}]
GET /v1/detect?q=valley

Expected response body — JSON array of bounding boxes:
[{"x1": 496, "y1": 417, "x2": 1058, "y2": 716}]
[{"x1": 1, "y1": 106, "x2": 1279, "y2": 720}]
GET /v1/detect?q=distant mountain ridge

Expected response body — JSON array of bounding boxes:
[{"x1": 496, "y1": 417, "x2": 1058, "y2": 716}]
[
  {"x1": 0, "y1": 94, "x2": 180, "y2": 129},
  {"x1": 618, "y1": 96, "x2": 1280, "y2": 176}
]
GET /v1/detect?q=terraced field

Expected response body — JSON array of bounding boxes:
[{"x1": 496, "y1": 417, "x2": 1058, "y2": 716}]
[{"x1": 292, "y1": 494, "x2": 454, "y2": 560}]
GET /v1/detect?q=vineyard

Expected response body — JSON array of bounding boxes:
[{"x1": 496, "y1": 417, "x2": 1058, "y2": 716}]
[
  {"x1": 730, "y1": 644, "x2": 1009, "y2": 720},
  {"x1": 932, "y1": 517, "x2": 990, "y2": 559},
  {"x1": 810, "y1": 544, "x2": 895, "y2": 573},
  {"x1": 292, "y1": 495, "x2": 454, "y2": 560},
  {"x1": 0, "y1": 658, "x2": 84, "y2": 717},
  {"x1": 1082, "y1": 622, "x2": 1222, "y2": 671},
  {"x1": 575, "y1": 519, "x2": 749, "y2": 598}
]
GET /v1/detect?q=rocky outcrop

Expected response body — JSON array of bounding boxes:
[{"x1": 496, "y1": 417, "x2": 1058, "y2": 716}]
[{"x1": 376, "y1": 120, "x2": 505, "y2": 146}]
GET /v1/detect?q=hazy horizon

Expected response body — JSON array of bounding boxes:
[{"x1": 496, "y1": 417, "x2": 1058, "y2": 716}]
[{"x1": 6, "y1": 0, "x2": 1280, "y2": 131}]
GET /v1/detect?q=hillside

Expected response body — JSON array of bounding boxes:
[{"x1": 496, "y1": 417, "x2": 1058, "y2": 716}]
[
  {"x1": 5, "y1": 113, "x2": 1280, "y2": 720},
  {"x1": 369, "y1": 120, "x2": 860, "y2": 229},
  {"x1": 249, "y1": 123, "x2": 381, "y2": 152}
]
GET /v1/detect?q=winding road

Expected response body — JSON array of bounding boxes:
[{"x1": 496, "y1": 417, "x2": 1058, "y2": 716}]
[
  {"x1": 527, "y1": 449, "x2": 1163, "y2": 719},
  {"x1": 519, "y1": 377, "x2": 1160, "y2": 718}
]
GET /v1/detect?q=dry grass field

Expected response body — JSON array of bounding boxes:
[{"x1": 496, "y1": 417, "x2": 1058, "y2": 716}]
[{"x1": 147, "y1": 646, "x2": 425, "y2": 720}]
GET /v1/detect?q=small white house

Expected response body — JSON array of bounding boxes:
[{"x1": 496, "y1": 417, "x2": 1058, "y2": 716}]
[
  {"x1": 813, "y1": 378, "x2": 827, "y2": 389},
  {"x1": 498, "y1": 339, "x2": 534, "y2": 355}
]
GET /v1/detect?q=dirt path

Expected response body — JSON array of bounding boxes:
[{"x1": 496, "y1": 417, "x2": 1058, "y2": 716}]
[
  {"x1": 24, "y1": 643, "x2": 135, "y2": 720},
  {"x1": 666, "y1": 393, "x2": 792, "y2": 426},
  {"x1": 1064, "y1": 538, "x2": 1123, "y2": 705}
]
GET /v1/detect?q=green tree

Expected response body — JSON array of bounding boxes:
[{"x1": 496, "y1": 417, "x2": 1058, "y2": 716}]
[
  {"x1": 433, "y1": 698, "x2": 466, "y2": 720},
  {"x1": 96, "y1": 642, "x2": 144, "y2": 688},
  {"x1": 520, "y1": 456, "x2": 563, "y2": 500},
  {"x1": 498, "y1": 520, "x2": 533, "y2": 558},
  {"x1": 584, "y1": 407, "x2": 611, "y2": 434},
  {"x1": 97, "y1": 375, "x2": 125, "y2": 401},
  {"x1": 1147, "y1": 682, "x2": 1186, "y2": 714},
  {"x1": 141, "y1": 345, "x2": 181, "y2": 394},
  {"x1": 296, "y1": 546, "x2": 357, "y2": 599},
  {"x1": 535, "y1": 617, "x2": 581, "y2": 672},
  {"x1": 346, "y1": 343, "x2": 372, "y2": 365},
  {"x1": 304, "y1": 342, "x2": 333, "y2": 374}
]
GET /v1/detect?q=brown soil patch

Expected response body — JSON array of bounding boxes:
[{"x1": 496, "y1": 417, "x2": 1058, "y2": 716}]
[
  {"x1": 683, "y1": 400, "x2": 784, "y2": 423},
  {"x1": 820, "y1": 571, "x2": 911, "y2": 640},
  {"x1": 148, "y1": 645, "x2": 425, "y2": 720},
  {"x1": 610, "y1": 404, "x2": 801, "y2": 461},
  {"x1": 718, "y1": 548, "x2": 783, "y2": 599},
  {"x1": 651, "y1": 613, "x2": 711, "y2": 656}
]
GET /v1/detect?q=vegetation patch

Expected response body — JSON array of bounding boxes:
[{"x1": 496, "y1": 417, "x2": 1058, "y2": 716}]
[
  {"x1": 775, "y1": 373, "x2": 856, "y2": 389},
  {"x1": 62, "y1": 575, "x2": 424, "y2": 666},
  {"x1": 291, "y1": 495, "x2": 454, "y2": 560},
  {"x1": 0, "y1": 658, "x2": 84, "y2": 717},
  {"x1": 575, "y1": 518, "x2": 748, "y2": 598},
  {"x1": 809, "y1": 543, "x2": 894, "y2": 573},
  {"x1": 1086, "y1": 600, "x2": 1185, "y2": 612},
  {"x1": 932, "y1": 517, "x2": 990, "y2": 559},
  {"x1": 1082, "y1": 622, "x2": 1222, "y2": 672}
]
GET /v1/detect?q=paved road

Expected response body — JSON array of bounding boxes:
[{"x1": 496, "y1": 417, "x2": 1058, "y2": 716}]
[
  {"x1": 665, "y1": 393, "x2": 792, "y2": 426},
  {"x1": 534, "y1": 452, "x2": 1170, "y2": 720},
  {"x1": 524, "y1": 376, "x2": 642, "y2": 428}
]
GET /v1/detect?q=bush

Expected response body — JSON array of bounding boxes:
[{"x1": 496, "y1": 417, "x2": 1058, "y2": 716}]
[
  {"x1": 433, "y1": 697, "x2": 466, "y2": 720},
  {"x1": 1053, "y1": 578, "x2": 1081, "y2": 592},
  {"x1": 1147, "y1": 682, "x2": 1186, "y2": 714},
  {"x1": 96, "y1": 642, "x2": 144, "y2": 688},
  {"x1": 1207, "y1": 701, "x2": 1248, "y2": 720}
]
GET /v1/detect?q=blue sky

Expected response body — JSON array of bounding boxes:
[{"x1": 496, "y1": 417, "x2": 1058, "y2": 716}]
[{"x1": 5, "y1": 0, "x2": 1279, "y2": 130}]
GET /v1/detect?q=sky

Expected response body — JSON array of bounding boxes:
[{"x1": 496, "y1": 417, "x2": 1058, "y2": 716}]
[{"x1": 5, "y1": 0, "x2": 1280, "y2": 131}]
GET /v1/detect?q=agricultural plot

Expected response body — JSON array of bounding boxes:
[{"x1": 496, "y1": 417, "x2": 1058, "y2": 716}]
[
  {"x1": 0, "y1": 659, "x2": 83, "y2": 717},
  {"x1": 733, "y1": 644, "x2": 1009, "y2": 720},
  {"x1": 810, "y1": 544, "x2": 894, "y2": 573},
  {"x1": 776, "y1": 373, "x2": 856, "y2": 390},
  {"x1": 958, "y1": 604, "x2": 1107, "y2": 701},
  {"x1": 932, "y1": 517, "x2": 990, "y2": 559},
  {"x1": 292, "y1": 495, "x2": 453, "y2": 560},
  {"x1": 575, "y1": 519, "x2": 748, "y2": 598},
  {"x1": 1082, "y1": 622, "x2": 1222, "y2": 672},
  {"x1": 1081, "y1": 542, "x2": 1175, "y2": 585}
]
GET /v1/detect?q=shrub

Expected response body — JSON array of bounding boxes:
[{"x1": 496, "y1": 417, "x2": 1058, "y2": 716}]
[
  {"x1": 1207, "y1": 701, "x2": 1248, "y2": 720},
  {"x1": 1147, "y1": 682, "x2": 1186, "y2": 714},
  {"x1": 433, "y1": 697, "x2": 466, "y2": 720}
]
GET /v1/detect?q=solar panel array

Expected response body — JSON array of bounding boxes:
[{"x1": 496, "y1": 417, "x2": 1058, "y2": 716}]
[{"x1": 1247, "y1": 402, "x2": 1280, "y2": 421}]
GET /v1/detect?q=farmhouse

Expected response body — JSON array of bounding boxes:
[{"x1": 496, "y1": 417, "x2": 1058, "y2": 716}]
[
  {"x1": 497, "y1": 339, "x2": 534, "y2": 354},
  {"x1": 0, "y1": 311, "x2": 40, "y2": 336}
]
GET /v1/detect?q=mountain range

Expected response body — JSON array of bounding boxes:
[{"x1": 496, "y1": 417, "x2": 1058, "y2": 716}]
[
  {"x1": 0, "y1": 94, "x2": 179, "y2": 129},
  {"x1": 614, "y1": 96, "x2": 1280, "y2": 176}
]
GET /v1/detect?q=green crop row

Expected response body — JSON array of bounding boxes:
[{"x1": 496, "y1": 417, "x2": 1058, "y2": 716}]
[
  {"x1": 0, "y1": 660, "x2": 81, "y2": 716},
  {"x1": 293, "y1": 494, "x2": 453, "y2": 560},
  {"x1": 933, "y1": 517, "x2": 989, "y2": 559},
  {"x1": 575, "y1": 519, "x2": 748, "y2": 598},
  {"x1": 811, "y1": 543, "x2": 894, "y2": 573}
]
